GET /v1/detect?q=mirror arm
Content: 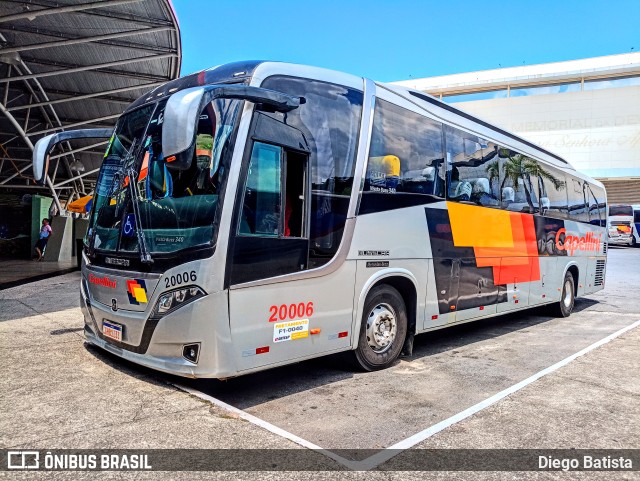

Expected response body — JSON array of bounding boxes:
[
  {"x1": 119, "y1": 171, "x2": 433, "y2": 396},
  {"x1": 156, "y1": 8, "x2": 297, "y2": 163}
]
[
  {"x1": 201, "y1": 85, "x2": 302, "y2": 113},
  {"x1": 162, "y1": 84, "x2": 304, "y2": 170},
  {"x1": 32, "y1": 128, "x2": 114, "y2": 185}
]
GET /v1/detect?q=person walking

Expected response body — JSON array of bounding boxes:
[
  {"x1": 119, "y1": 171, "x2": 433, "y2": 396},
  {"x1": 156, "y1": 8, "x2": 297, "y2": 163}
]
[{"x1": 35, "y1": 218, "x2": 53, "y2": 261}]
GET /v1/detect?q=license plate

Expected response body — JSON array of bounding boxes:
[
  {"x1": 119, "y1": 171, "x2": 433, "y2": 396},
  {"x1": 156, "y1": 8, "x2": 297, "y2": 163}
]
[{"x1": 102, "y1": 320, "x2": 123, "y2": 342}]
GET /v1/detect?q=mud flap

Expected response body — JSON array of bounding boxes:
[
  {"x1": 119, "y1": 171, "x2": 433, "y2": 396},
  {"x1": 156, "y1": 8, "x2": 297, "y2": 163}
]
[{"x1": 401, "y1": 331, "x2": 415, "y2": 357}]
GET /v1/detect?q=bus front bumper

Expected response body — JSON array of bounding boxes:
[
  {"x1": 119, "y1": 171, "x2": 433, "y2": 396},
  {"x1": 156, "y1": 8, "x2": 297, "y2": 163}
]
[
  {"x1": 80, "y1": 283, "x2": 237, "y2": 379},
  {"x1": 607, "y1": 235, "x2": 632, "y2": 246}
]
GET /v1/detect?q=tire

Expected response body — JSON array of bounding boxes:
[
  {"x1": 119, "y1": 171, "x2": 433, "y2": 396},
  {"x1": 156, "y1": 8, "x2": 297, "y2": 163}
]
[
  {"x1": 551, "y1": 271, "x2": 575, "y2": 318},
  {"x1": 352, "y1": 285, "x2": 408, "y2": 371}
]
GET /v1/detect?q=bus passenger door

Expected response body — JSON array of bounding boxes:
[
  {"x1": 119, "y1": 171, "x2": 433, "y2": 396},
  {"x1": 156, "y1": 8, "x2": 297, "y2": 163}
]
[{"x1": 227, "y1": 115, "x2": 354, "y2": 371}]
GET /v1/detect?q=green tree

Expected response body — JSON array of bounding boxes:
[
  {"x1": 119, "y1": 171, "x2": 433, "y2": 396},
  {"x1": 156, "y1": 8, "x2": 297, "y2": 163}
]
[
  {"x1": 487, "y1": 150, "x2": 565, "y2": 212},
  {"x1": 486, "y1": 159, "x2": 501, "y2": 196}
]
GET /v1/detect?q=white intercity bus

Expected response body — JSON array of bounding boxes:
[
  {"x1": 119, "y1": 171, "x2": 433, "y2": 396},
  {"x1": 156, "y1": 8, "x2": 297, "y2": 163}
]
[
  {"x1": 607, "y1": 204, "x2": 634, "y2": 247},
  {"x1": 33, "y1": 61, "x2": 608, "y2": 378},
  {"x1": 634, "y1": 205, "x2": 640, "y2": 247}
]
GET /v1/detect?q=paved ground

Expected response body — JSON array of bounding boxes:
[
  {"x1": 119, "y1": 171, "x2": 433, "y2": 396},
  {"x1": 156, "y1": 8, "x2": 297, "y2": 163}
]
[
  {"x1": 0, "y1": 258, "x2": 77, "y2": 290},
  {"x1": 1, "y1": 247, "x2": 638, "y2": 480}
]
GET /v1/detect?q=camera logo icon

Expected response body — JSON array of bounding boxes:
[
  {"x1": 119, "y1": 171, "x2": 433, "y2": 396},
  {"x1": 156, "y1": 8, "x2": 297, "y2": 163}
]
[{"x1": 7, "y1": 451, "x2": 39, "y2": 470}]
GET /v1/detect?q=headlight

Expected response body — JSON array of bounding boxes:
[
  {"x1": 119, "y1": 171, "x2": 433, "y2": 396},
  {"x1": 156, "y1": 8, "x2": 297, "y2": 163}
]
[
  {"x1": 158, "y1": 292, "x2": 174, "y2": 312},
  {"x1": 153, "y1": 286, "x2": 206, "y2": 317}
]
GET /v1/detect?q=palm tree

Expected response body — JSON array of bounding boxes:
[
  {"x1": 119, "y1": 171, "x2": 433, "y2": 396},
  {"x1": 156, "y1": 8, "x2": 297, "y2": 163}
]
[
  {"x1": 523, "y1": 157, "x2": 565, "y2": 191},
  {"x1": 486, "y1": 159, "x2": 501, "y2": 199},
  {"x1": 487, "y1": 150, "x2": 565, "y2": 212}
]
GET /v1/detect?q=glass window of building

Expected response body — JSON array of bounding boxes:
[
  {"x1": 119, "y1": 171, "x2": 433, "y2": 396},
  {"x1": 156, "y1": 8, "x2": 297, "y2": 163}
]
[
  {"x1": 510, "y1": 82, "x2": 581, "y2": 97},
  {"x1": 584, "y1": 75, "x2": 640, "y2": 91},
  {"x1": 444, "y1": 89, "x2": 508, "y2": 103}
]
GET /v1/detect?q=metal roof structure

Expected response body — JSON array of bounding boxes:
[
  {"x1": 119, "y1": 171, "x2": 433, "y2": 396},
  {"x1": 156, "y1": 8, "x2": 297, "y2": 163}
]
[{"x1": 0, "y1": 0, "x2": 181, "y2": 212}]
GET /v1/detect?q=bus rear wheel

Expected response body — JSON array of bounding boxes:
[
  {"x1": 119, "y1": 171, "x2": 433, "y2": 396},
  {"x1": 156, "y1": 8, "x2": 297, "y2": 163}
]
[
  {"x1": 353, "y1": 285, "x2": 407, "y2": 371},
  {"x1": 552, "y1": 271, "x2": 575, "y2": 318}
]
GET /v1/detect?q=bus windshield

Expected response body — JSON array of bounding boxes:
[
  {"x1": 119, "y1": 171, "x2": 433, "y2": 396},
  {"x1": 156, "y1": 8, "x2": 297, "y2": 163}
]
[{"x1": 87, "y1": 97, "x2": 243, "y2": 257}]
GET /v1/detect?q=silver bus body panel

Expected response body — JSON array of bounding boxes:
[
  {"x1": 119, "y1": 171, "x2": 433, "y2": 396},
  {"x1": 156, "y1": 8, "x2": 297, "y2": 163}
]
[
  {"x1": 207, "y1": 100, "x2": 258, "y2": 292},
  {"x1": 82, "y1": 255, "x2": 239, "y2": 378},
  {"x1": 251, "y1": 62, "x2": 364, "y2": 92},
  {"x1": 352, "y1": 263, "x2": 424, "y2": 342},
  {"x1": 229, "y1": 260, "x2": 357, "y2": 372},
  {"x1": 83, "y1": 264, "x2": 162, "y2": 314}
]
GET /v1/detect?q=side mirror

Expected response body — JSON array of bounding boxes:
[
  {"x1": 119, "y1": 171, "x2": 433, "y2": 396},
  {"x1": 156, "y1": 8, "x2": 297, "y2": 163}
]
[
  {"x1": 251, "y1": 112, "x2": 310, "y2": 153},
  {"x1": 32, "y1": 128, "x2": 113, "y2": 185},
  {"x1": 162, "y1": 85, "x2": 304, "y2": 170}
]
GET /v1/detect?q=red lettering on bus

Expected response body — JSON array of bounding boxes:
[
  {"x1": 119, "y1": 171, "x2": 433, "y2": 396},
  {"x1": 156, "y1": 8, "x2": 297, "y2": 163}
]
[
  {"x1": 268, "y1": 302, "x2": 314, "y2": 322},
  {"x1": 555, "y1": 228, "x2": 602, "y2": 255},
  {"x1": 88, "y1": 273, "x2": 117, "y2": 289}
]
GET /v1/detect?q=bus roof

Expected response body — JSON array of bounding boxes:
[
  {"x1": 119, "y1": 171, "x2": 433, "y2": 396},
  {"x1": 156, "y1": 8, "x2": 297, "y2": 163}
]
[{"x1": 121, "y1": 60, "x2": 603, "y2": 189}]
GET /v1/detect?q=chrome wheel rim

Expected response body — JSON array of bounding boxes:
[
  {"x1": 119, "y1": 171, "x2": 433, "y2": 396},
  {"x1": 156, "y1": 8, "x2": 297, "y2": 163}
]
[
  {"x1": 366, "y1": 303, "x2": 397, "y2": 353},
  {"x1": 563, "y1": 280, "x2": 573, "y2": 308}
]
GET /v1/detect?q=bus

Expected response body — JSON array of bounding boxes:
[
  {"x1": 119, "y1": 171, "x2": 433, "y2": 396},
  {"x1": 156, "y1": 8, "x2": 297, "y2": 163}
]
[
  {"x1": 607, "y1": 204, "x2": 634, "y2": 247},
  {"x1": 634, "y1": 206, "x2": 640, "y2": 248},
  {"x1": 32, "y1": 61, "x2": 608, "y2": 378}
]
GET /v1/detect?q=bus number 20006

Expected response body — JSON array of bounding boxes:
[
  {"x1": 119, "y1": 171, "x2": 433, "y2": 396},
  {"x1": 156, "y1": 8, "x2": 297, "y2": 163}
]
[{"x1": 269, "y1": 302, "x2": 314, "y2": 322}]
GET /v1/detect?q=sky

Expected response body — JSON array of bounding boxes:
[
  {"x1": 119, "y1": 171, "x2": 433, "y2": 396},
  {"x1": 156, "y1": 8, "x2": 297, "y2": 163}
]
[{"x1": 172, "y1": 0, "x2": 640, "y2": 82}]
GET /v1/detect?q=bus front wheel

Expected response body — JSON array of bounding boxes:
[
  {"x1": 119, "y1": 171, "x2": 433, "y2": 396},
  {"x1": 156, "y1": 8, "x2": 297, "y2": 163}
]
[
  {"x1": 552, "y1": 271, "x2": 575, "y2": 318},
  {"x1": 353, "y1": 285, "x2": 407, "y2": 371}
]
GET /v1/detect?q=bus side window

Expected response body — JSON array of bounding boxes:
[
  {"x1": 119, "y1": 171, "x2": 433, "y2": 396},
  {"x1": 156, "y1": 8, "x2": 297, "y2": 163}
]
[
  {"x1": 445, "y1": 127, "x2": 500, "y2": 207},
  {"x1": 239, "y1": 142, "x2": 282, "y2": 237},
  {"x1": 587, "y1": 184, "x2": 602, "y2": 226},
  {"x1": 260, "y1": 75, "x2": 363, "y2": 267},
  {"x1": 360, "y1": 97, "x2": 445, "y2": 214},
  {"x1": 284, "y1": 151, "x2": 307, "y2": 238},
  {"x1": 568, "y1": 179, "x2": 589, "y2": 223},
  {"x1": 238, "y1": 142, "x2": 308, "y2": 239},
  {"x1": 535, "y1": 163, "x2": 567, "y2": 218}
]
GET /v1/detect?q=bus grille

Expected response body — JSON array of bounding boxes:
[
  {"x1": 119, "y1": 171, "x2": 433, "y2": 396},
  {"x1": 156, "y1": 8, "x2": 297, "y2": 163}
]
[
  {"x1": 594, "y1": 260, "x2": 606, "y2": 287},
  {"x1": 603, "y1": 242, "x2": 607, "y2": 254}
]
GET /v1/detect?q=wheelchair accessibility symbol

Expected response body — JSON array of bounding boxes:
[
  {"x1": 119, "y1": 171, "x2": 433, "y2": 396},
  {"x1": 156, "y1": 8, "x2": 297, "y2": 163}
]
[{"x1": 123, "y1": 214, "x2": 135, "y2": 238}]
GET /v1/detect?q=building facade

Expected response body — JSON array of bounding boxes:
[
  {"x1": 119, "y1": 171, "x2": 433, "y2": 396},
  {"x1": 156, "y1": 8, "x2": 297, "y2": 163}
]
[{"x1": 393, "y1": 53, "x2": 640, "y2": 204}]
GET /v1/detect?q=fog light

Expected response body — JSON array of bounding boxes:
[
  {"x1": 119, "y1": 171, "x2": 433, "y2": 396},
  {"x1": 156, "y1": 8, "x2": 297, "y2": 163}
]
[
  {"x1": 174, "y1": 288, "x2": 187, "y2": 303},
  {"x1": 183, "y1": 343, "x2": 200, "y2": 363},
  {"x1": 152, "y1": 286, "x2": 206, "y2": 319}
]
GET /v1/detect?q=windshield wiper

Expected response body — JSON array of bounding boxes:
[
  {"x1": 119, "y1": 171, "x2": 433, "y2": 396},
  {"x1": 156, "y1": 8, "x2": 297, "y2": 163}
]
[
  {"x1": 88, "y1": 138, "x2": 153, "y2": 265},
  {"x1": 87, "y1": 151, "x2": 129, "y2": 259},
  {"x1": 125, "y1": 164, "x2": 153, "y2": 265}
]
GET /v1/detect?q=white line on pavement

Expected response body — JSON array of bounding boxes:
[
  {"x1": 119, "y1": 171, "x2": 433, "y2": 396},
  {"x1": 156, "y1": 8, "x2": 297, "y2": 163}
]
[
  {"x1": 357, "y1": 318, "x2": 640, "y2": 470},
  {"x1": 173, "y1": 383, "x2": 362, "y2": 470},
  {"x1": 175, "y1": 318, "x2": 640, "y2": 471}
]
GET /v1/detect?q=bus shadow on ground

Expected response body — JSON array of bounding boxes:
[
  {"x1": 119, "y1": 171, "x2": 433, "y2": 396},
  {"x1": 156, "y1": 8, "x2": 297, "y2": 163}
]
[
  {"x1": 85, "y1": 297, "x2": 601, "y2": 410},
  {"x1": 408, "y1": 297, "x2": 599, "y2": 360}
]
